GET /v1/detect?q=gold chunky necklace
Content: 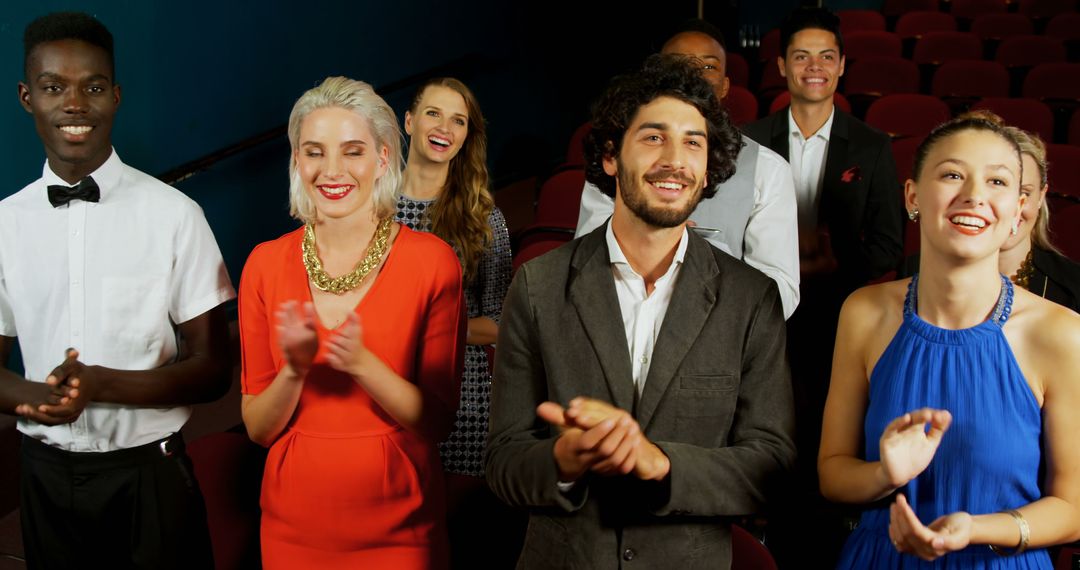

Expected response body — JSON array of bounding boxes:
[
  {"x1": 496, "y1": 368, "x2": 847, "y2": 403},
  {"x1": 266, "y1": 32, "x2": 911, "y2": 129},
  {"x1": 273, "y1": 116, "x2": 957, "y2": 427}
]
[
  {"x1": 302, "y1": 217, "x2": 393, "y2": 295},
  {"x1": 1011, "y1": 249, "x2": 1035, "y2": 291}
]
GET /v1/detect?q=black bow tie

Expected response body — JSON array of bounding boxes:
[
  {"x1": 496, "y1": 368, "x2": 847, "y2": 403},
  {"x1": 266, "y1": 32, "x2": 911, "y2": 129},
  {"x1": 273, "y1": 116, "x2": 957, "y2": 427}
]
[{"x1": 47, "y1": 177, "x2": 100, "y2": 208}]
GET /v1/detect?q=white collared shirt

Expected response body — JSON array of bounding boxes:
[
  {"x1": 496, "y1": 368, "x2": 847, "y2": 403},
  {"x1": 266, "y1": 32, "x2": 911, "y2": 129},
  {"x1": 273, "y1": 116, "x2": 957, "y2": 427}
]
[
  {"x1": 788, "y1": 107, "x2": 835, "y2": 232},
  {"x1": 605, "y1": 222, "x2": 688, "y2": 395},
  {"x1": 0, "y1": 150, "x2": 236, "y2": 451}
]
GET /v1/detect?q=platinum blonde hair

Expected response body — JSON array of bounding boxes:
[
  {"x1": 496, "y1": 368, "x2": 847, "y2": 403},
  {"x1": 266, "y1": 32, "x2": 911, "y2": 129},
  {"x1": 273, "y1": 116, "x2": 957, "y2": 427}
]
[{"x1": 287, "y1": 76, "x2": 403, "y2": 223}]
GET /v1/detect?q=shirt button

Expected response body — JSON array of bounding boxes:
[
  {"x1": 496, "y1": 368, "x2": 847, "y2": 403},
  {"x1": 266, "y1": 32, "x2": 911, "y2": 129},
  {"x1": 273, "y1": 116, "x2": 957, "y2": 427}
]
[
  {"x1": 72, "y1": 230, "x2": 79, "y2": 237},
  {"x1": 622, "y1": 548, "x2": 635, "y2": 561},
  {"x1": 640, "y1": 355, "x2": 648, "y2": 364}
]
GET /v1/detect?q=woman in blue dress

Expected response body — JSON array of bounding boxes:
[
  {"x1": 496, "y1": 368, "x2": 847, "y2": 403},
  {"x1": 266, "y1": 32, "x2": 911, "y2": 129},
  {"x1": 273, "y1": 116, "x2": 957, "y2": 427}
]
[{"x1": 818, "y1": 112, "x2": 1080, "y2": 568}]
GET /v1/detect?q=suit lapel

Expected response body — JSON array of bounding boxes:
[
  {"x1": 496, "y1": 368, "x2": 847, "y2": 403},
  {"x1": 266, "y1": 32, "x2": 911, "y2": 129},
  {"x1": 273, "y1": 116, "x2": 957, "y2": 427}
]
[
  {"x1": 635, "y1": 234, "x2": 719, "y2": 430},
  {"x1": 770, "y1": 110, "x2": 790, "y2": 161},
  {"x1": 821, "y1": 110, "x2": 851, "y2": 220},
  {"x1": 569, "y1": 225, "x2": 636, "y2": 412}
]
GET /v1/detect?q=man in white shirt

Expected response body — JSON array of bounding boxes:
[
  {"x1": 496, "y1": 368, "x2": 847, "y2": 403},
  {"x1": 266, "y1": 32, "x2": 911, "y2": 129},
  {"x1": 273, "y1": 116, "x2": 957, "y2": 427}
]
[
  {"x1": 0, "y1": 12, "x2": 234, "y2": 569},
  {"x1": 577, "y1": 20, "x2": 800, "y2": 319},
  {"x1": 486, "y1": 54, "x2": 794, "y2": 569}
]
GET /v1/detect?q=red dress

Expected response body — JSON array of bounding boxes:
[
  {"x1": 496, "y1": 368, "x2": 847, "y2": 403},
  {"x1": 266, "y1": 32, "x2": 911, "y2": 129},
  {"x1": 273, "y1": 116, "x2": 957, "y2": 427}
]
[{"x1": 239, "y1": 225, "x2": 465, "y2": 569}]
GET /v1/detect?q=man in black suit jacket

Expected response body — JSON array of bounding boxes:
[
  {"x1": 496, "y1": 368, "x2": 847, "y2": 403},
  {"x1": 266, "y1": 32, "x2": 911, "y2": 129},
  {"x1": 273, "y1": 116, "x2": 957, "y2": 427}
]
[
  {"x1": 742, "y1": 8, "x2": 905, "y2": 567},
  {"x1": 486, "y1": 54, "x2": 795, "y2": 569},
  {"x1": 742, "y1": 10, "x2": 903, "y2": 292}
]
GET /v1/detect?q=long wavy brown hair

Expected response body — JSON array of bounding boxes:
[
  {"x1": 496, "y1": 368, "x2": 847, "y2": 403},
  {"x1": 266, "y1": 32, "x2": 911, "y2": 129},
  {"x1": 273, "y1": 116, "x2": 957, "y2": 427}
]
[{"x1": 408, "y1": 78, "x2": 494, "y2": 283}]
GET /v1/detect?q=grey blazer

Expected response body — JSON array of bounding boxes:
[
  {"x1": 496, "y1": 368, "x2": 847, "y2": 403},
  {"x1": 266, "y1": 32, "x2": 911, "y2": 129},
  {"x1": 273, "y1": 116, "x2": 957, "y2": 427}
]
[{"x1": 485, "y1": 224, "x2": 796, "y2": 570}]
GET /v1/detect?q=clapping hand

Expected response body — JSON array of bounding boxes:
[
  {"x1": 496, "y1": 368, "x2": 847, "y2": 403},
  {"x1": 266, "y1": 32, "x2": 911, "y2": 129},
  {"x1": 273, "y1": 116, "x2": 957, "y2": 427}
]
[
  {"x1": 16, "y1": 348, "x2": 90, "y2": 425},
  {"x1": 537, "y1": 397, "x2": 669, "y2": 481},
  {"x1": 325, "y1": 312, "x2": 370, "y2": 378},
  {"x1": 275, "y1": 301, "x2": 318, "y2": 377},
  {"x1": 879, "y1": 408, "x2": 952, "y2": 489},
  {"x1": 889, "y1": 494, "x2": 972, "y2": 560}
]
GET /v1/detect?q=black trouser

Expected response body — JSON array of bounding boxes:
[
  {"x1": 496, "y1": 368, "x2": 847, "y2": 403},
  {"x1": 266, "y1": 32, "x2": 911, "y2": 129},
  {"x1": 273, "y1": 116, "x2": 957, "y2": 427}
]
[{"x1": 20, "y1": 433, "x2": 215, "y2": 570}]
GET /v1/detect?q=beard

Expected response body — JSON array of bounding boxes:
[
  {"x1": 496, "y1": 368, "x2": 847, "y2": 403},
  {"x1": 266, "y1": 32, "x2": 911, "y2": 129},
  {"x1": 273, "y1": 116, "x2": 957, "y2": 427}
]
[{"x1": 617, "y1": 161, "x2": 705, "y2": 228}]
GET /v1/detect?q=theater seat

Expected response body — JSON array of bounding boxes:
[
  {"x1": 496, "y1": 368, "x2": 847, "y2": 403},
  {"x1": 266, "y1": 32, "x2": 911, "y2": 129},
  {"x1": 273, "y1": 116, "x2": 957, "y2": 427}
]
[
  {"x1": 866, "y1": 95, "x2": 951, "y2": 140},
  {"x1": 188, "y1": 431, "x2": 266, "y2": 570},
  {"x1": 732, "y1": 524, "x2": 778, "y2": 570},
  {"x1": 725, "y1": 85, "x2": 760, "y2": 126},
  {"x1": 971, "y1": 98, "x2": 1054, "y2": 143}
]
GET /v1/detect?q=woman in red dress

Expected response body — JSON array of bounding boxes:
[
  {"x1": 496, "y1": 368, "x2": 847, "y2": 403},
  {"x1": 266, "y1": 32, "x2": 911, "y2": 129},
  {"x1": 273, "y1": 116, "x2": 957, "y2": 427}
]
[{"x1": 238, "y1": 76, "x2": 465, "y2": 569}]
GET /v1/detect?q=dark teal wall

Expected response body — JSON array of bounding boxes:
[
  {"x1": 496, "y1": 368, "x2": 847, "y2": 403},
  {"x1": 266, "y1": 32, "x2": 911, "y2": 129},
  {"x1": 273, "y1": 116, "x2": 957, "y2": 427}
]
[
  {"x1": 7, "y1": 0, "x2": 860, "y2": 283},
  {"x1": 2, "y1": 1, "x2": 509, "y2": 186}
]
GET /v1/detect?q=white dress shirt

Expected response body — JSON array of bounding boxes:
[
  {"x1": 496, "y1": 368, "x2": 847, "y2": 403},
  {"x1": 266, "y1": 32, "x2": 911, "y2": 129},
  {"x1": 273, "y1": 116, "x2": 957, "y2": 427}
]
[
  {"x1": 576, "y1": 144, "x2": 800, "y2": 319},
  {"x1": 605, "y1": 222, "x2": 687, "y2": 396},
  {"x1": 788, "y1": 108, "x2": 835, "y2": 232},
  {"x1": 0, "y1": 150, "x2": 236, "y2": 451},
  {"x1": 556, "y1": 222, "x2": 687, "y2": 491}
]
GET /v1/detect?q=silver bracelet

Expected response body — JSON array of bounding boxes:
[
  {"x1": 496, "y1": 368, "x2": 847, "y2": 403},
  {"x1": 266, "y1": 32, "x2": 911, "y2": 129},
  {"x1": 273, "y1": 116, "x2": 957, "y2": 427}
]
[{"x1": 989, "y1": 509, "x2": 1030, "y2": 556}]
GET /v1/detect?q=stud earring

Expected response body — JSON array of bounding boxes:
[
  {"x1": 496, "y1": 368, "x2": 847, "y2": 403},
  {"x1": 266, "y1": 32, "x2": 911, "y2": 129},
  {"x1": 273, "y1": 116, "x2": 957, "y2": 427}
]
[
  {"x1": 908, "y1": 209, "x2": 919, "y2": 222},
  {"x1": 1011, "y1": 221, "x2": 1019, "y2": 236}
]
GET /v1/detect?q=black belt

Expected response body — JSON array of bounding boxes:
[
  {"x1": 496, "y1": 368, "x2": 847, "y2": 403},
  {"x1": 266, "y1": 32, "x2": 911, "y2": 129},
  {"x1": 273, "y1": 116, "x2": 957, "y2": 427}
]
[{"x1": 21, "y1": 432, "x2": 186, "y2": 470}]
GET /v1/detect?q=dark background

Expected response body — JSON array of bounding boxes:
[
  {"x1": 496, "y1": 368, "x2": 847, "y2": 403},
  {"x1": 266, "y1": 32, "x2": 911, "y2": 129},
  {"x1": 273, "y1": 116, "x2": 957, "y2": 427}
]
[{"x1": 1, "y1": 0, "x2": 877, "y2": 281}]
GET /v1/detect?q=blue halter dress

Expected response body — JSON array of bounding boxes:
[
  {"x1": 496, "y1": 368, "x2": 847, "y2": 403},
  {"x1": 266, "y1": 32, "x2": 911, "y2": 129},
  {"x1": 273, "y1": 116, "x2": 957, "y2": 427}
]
[{"x1": 836, "y1": 275, "x2": 1051, "y2": 569}]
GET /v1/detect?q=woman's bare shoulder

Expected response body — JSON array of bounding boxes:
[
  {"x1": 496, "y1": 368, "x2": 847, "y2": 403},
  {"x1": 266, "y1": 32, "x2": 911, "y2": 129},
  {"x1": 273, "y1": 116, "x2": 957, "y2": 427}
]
[
  {"x1": 842, "y1": 279, "x2": 909, "y2": 324},
  {"x1": 1010, "y1": 289, "x2": 1080, "y2": 361}
]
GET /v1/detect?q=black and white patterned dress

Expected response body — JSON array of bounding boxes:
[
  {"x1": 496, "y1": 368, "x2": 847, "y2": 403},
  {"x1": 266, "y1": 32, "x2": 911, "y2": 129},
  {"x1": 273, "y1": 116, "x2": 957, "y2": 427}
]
[{"x1": 395, "y1": 195, "x2": 512, "y2": 476}]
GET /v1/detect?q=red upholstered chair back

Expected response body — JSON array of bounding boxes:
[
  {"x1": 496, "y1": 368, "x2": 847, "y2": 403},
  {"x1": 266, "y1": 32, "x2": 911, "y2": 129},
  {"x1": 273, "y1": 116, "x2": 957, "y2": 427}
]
[
  {"x1": 564, "y1": 122, "x2": 592, "y2": 168},
  {"x1": 971, "y1": 13, "x2": 1035, "y2": 41},
  {"x1": 838, "y1": 9, "x2": 887, "y2": 34},
  {"x1": 728, "y1": 53, "x2": 750, "y2": 88},
  {"x1": 996, "y1": 35, "x2": 1067, "y2": 69},
  {"x1": 725, "y1": 85, "x2": 760, "y2": 126},
  {"x1": 188, "y1": 431, "x2": 266, "y2": 570},
  {"x1": 931, "y1": 60, "x2": 1010, "y2": 100},
  {"x1": 896, "y1": 11, "x2": 957, "y2": 40},
  {"x1": 913, "y1": 31, "x2": 984, "y2": 65},
  {"x1": 512, "y1": 238, "x2": 569, "y2": 274},
  {"x1": 971, "y1": 98, "x2": 1055, "y2": 143},
  {"x1": 866, "y1": 94, "x2": 952, "y2": 139},
  {"x1": 844, "y1": 31, "x2": 903, "y2": 62},
  {"x1": 732, "y1": 524, "x2": 778, "y2": 570},
  {"x1": 534, "y1": 168, "x2": 586, "y2": 229},
  {"x1": 1047, "y1": 144, "x2": 1080, "y2": 198}
]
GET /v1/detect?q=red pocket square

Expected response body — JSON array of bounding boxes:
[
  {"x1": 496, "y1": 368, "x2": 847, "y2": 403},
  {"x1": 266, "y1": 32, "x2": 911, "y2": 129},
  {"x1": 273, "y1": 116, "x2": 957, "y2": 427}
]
[{"x1": 841, "y1": 166, "x2": 861, "y2": 184}]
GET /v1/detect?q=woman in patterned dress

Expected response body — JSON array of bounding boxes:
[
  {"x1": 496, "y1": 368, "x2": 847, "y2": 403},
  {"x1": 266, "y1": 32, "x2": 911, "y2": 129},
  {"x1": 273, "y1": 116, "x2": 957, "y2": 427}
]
[{"x1": 395, "y1": 77, "x2": 517, "y2": 567}]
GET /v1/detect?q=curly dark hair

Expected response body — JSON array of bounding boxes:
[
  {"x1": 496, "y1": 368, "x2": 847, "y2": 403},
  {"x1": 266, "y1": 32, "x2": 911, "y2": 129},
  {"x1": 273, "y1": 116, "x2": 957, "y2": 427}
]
[
  {"x1": 24, "y1": 12, "x2": 114, "y2": 81},
  {"x1": 780, "y1": 7, "x2": 844, "y2": 58},
  {"x1": 583, "y1": 53, "x2": 742, "y2": 200}
]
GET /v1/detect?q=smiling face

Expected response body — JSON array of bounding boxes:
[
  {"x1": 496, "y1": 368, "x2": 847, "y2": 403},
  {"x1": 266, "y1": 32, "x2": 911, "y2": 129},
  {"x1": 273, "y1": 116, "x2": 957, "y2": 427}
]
[
  {"x1": 294, "y1": 106, "x2": 389, "y2": 221},
  {"x1": 405, "y1": 85, "x2": 469, "y2": 164},
  {"x1": 605, "y1": 96, "x2": 709, "y2": 229},
  {"x1": 19, "y1": 39, "x2": 119, "y2": 183},
  {"x1": 661, "y1": 31, "x2": 729, "y2": 100},
  {"x1": 907, "y1": 129, "x2": 1024, "y2": 261},
  {"x1": 780, "y1": 28, "x2": 844, "y2": 106}
]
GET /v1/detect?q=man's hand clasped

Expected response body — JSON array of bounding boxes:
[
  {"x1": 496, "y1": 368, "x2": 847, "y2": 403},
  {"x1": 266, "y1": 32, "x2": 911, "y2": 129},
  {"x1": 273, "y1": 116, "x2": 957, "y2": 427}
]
[
  {"x1": 538, "y1": 397, "x2": 670, "y2": 483},
  {"x1": 16, "y1": 348, "x2": 93, "y2": 425}
]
